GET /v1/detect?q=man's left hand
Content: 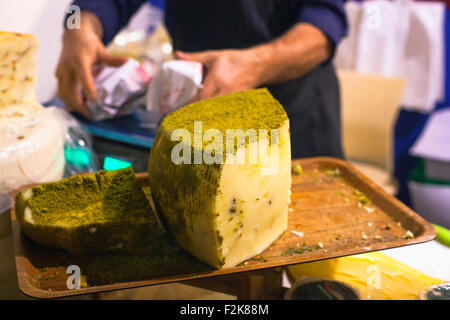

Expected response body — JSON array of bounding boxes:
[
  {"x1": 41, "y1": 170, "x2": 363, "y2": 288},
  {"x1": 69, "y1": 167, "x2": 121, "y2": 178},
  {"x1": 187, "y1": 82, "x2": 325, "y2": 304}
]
[
  {"x1": 175, "y1": 49, "x2": 265, "y2": 101},
  {"x1": 175, "y1": 23, "x2": 331, "y2": 103}
]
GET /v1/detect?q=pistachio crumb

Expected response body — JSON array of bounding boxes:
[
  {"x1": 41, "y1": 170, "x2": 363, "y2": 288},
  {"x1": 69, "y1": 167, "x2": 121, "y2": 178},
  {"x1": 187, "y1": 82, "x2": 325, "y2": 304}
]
[{"x1": 293, "y1": 164, "x2": 303, "y2": 175}]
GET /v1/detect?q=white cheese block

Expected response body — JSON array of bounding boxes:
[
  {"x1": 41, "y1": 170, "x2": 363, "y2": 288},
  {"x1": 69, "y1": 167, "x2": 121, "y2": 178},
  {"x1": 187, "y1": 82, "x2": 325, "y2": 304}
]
[
  {"x1": 0, "y1": 103, "x2": 66, "y2": 193},
  {"x1": 0, "y1": 32, "x2": 39, "y2": 108},
  {"x1": 148, "y1": 89, "x2": 291, "y2": 269},
  {"x1": 211, "y1": 130, "x2": 291, "y2": 268}
]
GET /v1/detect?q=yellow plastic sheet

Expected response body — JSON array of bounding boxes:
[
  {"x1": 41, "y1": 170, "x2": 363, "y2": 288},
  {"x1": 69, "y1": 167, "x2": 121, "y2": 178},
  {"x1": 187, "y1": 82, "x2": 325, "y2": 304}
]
[{"x1": 288, "y1": 252, "x2": 443, "y2": 300}]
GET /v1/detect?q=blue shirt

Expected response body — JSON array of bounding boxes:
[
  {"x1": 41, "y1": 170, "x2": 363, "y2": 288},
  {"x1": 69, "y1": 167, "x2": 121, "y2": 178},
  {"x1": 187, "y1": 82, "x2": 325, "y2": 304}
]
[{"x1": 70, "y1": 0, "x2": 347, "y2": 56}]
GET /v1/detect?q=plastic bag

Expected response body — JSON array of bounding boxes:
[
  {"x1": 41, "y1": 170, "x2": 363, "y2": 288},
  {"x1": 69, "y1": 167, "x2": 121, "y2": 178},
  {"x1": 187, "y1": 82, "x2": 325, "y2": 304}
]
[
  {"x1": 87, "y1": 58, "x2": 155, "y2": 121},
  {"x1": 108, "y1": 2, "x2": 173, "y2": 64},
  {"x1": 146, "y1": 59, "x2": 203, "y2": 122},
  {"x1": 53, "y1": 108, "x2": 99, "y2": 176},
  {"x1": 0, "y1": 105, "x2": 98, "y2": 211},
  {"x1": 0, "y1": 105, "x2": 66, "y2": 195}
]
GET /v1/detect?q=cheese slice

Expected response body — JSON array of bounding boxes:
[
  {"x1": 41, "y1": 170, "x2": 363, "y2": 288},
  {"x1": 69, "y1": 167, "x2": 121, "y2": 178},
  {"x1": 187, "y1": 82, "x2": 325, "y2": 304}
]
[
  {"x1": 148, "y1": 89, "x2": 291, "y2": 269},
  {"x1": 15, "y1": 167, "x2": 165, "y2": 255},
  {"x1": 0, "y1": 32, "x2": 39, "y2": 108}
]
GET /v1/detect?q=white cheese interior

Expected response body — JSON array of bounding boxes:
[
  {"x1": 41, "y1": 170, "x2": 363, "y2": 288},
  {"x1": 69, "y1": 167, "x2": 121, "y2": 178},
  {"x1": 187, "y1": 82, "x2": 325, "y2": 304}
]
[
  {"x1": 216, "y1": 121, "x2": 291, "y2": 268},
  {"x1": 24, "y1": 206, "x2": 34, "y2": 224},
  {"x1": 22, "y1": 188, "x2": 33, "y2": 200},
  {"x1": 185, "y1": 120, "x2": 291, "y2": 268}
]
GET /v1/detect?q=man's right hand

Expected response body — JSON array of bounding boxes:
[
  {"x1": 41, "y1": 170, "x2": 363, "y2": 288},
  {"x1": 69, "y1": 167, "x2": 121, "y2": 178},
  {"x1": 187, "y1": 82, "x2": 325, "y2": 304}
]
[{"x1": 55, "y1": 11, "x2": 127, "y2": 117}]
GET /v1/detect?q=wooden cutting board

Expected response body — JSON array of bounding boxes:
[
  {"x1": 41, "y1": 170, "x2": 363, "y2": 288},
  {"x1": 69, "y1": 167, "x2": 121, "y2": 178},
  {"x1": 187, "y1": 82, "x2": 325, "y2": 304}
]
[{"x1": 9, "y1": 157, "x2": 436, "y2": 299}]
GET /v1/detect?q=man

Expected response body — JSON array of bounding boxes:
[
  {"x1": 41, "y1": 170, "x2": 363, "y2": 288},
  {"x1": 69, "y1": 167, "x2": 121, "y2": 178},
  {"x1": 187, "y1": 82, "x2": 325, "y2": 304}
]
[{"x1": 56, "y1": 0, "x2": 348, "y2": 158}]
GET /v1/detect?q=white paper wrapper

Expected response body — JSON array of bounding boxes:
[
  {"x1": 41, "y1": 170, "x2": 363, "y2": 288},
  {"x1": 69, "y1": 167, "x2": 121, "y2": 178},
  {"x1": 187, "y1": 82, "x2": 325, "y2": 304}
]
[
  {"x1": 87, "y1": 58, "x2": 155, "y2": 121},
  {"x1": 146, "y1": 60, "x2": 203, "y2": 121}
]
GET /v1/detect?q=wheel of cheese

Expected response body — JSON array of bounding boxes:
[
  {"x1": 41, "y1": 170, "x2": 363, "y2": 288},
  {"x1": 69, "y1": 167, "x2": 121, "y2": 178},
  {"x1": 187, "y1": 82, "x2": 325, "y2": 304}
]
[{"x1": 148, "y1": 88, "x2": 291, "y2": 269}]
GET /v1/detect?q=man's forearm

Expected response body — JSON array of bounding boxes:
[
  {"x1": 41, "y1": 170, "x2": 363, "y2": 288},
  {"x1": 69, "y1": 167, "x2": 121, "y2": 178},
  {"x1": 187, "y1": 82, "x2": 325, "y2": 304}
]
[{"x1": 250, "y1": 23, "x2": 332, "y2": 86}]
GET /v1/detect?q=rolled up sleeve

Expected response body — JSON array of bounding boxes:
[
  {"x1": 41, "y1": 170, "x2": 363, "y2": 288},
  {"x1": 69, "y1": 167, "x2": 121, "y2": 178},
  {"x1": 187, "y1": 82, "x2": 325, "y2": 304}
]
[
  {"x1": 68, "y1": 0, "x2": 147, "y2": 44},
  {"x1": 297, "y1": 0, "x2": 348, "y2": 59}
]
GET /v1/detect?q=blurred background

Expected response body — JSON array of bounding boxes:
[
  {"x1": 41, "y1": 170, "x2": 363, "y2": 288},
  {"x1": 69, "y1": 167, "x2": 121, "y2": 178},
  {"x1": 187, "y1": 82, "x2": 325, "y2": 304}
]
[{"x1": 0, "y1": 0, "x2": 449, "y2": 300}]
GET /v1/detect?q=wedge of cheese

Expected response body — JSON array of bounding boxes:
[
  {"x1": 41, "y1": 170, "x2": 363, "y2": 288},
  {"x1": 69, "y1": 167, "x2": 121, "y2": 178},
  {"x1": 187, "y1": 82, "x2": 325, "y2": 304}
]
[
  {"x1": 0, "y1": 32, "x2": 39, "y2": 108},
  {"x1": 15, "y1": 167, "x2": 164, "y2": 255},
  {"x1": 148, "y1": 89, "x2": 291, "y2": 269}
]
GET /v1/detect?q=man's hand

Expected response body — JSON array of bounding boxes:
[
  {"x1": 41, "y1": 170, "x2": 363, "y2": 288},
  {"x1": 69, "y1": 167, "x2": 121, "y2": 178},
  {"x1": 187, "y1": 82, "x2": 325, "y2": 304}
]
[
  {"x1": 176, "y1": 50, "x2": 265, "y2": 101},
  {"x1": 176, "y1": 23, "x2": 331, "y2": 101},
  {"x1": 55, "y1": 11, "x2": 127, "y2": 117}
]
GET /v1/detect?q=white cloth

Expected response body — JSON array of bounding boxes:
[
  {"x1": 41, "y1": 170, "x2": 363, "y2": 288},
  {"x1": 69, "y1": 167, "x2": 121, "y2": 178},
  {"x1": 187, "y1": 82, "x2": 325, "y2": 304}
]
[
  {"x1": 355, "y1": 0, "x2": 410, "y2": 76},
  {"x1": 87, "y1": 58, "x2": 154, "y2": 121},
  {"x1": 402, "y1": 2, "x2": 445, "y2": 112},
  {"x1": 384, "y1": 240, "x2": 450, "y2": 281},
  {"x1": 410, "y1": 108, "x2": 450, "y2": 162},
  {"x1": 335, "y1": 0, "x2": 445, "y2": 112},
  {"x1": 333, "y1": 1, "x2": 363, "y2": 70}
]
